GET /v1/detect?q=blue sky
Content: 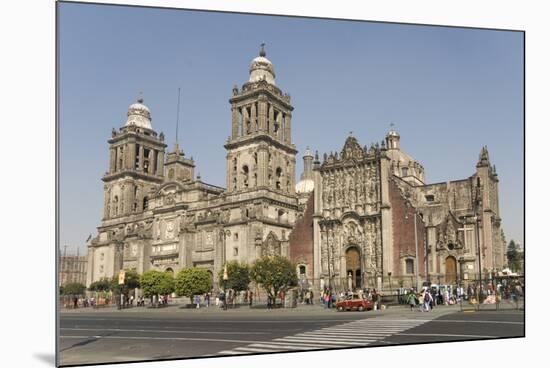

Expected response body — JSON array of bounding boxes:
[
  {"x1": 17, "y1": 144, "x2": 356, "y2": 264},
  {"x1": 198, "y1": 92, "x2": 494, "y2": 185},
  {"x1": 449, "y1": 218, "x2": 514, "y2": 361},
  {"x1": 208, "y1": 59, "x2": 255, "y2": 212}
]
[{"x1": 58, "y1": 3, "x2": 524, "y2": 254}]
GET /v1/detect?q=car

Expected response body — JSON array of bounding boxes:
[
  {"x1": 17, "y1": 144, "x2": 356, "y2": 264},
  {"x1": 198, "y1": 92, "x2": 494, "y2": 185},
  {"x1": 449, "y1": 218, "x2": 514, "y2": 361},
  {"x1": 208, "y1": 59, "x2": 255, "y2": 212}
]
[{"x1": 335, "y1": 293, "x2": 374, "y2": 312}]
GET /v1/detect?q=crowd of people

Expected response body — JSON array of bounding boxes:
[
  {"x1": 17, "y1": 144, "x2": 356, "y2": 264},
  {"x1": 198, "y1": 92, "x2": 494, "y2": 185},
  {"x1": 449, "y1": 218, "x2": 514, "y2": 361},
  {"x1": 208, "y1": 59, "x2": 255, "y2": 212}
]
[
  {"x1": 62, "y1": 279, "x2": 524, "y2": 312},
  {"x1": 402, "y1": 281, "x2": 525, "y2": 311}
]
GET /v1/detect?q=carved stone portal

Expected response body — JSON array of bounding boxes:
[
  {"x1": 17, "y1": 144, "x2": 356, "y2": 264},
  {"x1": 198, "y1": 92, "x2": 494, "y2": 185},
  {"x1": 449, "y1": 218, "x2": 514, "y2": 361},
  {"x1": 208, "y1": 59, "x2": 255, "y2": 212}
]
[{"x1": 261, "y1": 232, "x2": 281, "y2": 257}]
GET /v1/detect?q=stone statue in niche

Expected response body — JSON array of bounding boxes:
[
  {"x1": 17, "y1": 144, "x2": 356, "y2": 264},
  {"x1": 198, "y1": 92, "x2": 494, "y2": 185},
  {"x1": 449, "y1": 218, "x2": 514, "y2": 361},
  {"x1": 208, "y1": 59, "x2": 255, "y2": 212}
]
[
  {"x1": 165, "y1": 221, "x2": 175, "y2": 239},
  {"x1": 262, "y1": 232, "x2": 281, "y2": 257},
  {"x1": 156, "y1": 220, "x2": 161, "y2": 239},
  {"x1": 322, "y1": 181, "x2": 329, "y2": 208},
  {"x1": 141, "y1": 221, "x2": 153, "y2": 238}
]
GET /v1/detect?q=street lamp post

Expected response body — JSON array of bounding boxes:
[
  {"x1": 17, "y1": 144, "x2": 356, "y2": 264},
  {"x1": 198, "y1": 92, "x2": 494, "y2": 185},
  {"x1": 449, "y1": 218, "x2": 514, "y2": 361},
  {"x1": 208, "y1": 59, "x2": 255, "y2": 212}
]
[
  {"x1": 219, "y1": 229, "x2": 230, "y2": 310},
  {"x1": 388, "y1": 272, "x2": 392, "y2": 298},
  {"x1": 223, "y1": 264, "x2": 228, "y2": 310},
  {"x1": 474, "y1": 213, "x2": 483, "y2": 304},
  {"x1": 413, "y1": 211, "x2": 421, "y2": 291}
]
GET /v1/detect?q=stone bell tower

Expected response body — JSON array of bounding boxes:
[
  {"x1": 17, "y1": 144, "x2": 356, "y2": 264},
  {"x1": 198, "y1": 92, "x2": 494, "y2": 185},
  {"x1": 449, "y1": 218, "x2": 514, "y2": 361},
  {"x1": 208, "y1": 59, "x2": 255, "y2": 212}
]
[
  {"x1": 225, "y1": 44, "x2": 297, "y2": 194},
  {"x1": 221, "y1": 44, "x2": 300, "y2": 266},
  {"x1": 102, "y1": 97, "x2": 166, "y2": 220}
]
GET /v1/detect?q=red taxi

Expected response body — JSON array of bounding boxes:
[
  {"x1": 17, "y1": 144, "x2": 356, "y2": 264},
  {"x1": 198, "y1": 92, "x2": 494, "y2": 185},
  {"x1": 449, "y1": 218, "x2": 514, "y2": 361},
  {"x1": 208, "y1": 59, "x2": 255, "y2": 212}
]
[{"x1": 336, "y1": 293, "x2": 373, "y2": 312}]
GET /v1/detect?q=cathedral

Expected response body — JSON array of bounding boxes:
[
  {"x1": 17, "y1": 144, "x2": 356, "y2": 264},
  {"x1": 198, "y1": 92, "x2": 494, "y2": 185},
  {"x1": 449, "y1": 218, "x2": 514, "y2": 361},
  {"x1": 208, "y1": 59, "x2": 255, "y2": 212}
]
[{"x1": 86, "y1": 45, "x2": 506, "y2": 292}]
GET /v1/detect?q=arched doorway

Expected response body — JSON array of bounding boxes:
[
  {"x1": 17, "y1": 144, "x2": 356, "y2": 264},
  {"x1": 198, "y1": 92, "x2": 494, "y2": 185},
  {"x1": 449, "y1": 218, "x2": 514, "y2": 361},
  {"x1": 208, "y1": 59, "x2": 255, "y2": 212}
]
[
  {"x1": 345, "y1": 247, "x2": 362, "y2": 290},
  {"x1": 445, "y1": 256, "x2": 457, "y2": 284}
]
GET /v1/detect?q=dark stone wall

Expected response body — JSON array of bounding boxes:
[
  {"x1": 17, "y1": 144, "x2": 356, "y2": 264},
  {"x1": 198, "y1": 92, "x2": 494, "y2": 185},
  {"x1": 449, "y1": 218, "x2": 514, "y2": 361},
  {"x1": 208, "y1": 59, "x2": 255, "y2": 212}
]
[
  {"x1": 389, "y1": 180, "x2": 427, "y2": 278},
  {"x1": 289, "y1": 192, "x2": 315, "y2": 280}
]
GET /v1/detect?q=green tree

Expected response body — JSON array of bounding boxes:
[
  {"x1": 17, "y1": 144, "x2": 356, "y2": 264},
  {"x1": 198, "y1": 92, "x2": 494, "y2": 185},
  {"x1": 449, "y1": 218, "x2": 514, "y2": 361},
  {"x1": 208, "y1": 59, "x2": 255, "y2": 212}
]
[
  {"x1": 110, "y1": 269, "x2": 141, "y2": 295},
  {"x1": 218, "y1": 261, "x2": 250, "y2": 292},
  {"x1": 62, "y1": 282, "x2": 86, "y2": 296},
  {"x1": 507, "y1": 240, "x2": 521, "y2": 272},
  {"x1": 250, "y1": 256, "x2": 298, "y2": 300},
  {"x1": 140, "y1": 270, "x2": 175, "y2": 299},
  {"x1": 175, "y1": 268, "x2": 213, "y2": 302},
  {"x1": 88, "y1": 277, "x2": 112, "y2": 292}
]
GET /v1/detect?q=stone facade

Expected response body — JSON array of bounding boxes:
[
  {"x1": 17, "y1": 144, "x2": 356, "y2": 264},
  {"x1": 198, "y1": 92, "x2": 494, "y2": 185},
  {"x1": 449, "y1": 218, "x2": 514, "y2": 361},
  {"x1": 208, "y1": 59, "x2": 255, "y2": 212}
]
[
  {"x1": 59, "y1": 253, "x2": 87, "y2": 286},
  {"x1": 87, "y1": 47, "x2": 299, "y2": 288},
  {"x1": 87, "y1": 46, "x2": 506, "y2": 292},
  {"x1": 308, "y1": 130, "x2": 506, "y2": 291}
]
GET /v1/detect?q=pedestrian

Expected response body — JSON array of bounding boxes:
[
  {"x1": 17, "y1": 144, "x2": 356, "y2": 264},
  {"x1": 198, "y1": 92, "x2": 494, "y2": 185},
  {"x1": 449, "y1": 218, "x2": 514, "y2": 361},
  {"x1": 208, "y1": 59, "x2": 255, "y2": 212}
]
[
  {"x1": 267, "y1": 294, "x2": 272, "y2": 310},
  {"x1": 248, "y1": 290, "x2": 253, "y2": 307},
  {"x1": 372, "y1": 289, "x2": 378, "y2": 311},
  {"x1": 194, "y1": 295, "x2": 200, "y2": 309},
  {"x1": 407, "y1": 289, "x2": 416, "y2": 311},
  {"x1": 73, "y1": 297, "x2": 78, "y2": 309},
  {"x1": 423, "y1": 289, "x2": 432, "y2": 312}
]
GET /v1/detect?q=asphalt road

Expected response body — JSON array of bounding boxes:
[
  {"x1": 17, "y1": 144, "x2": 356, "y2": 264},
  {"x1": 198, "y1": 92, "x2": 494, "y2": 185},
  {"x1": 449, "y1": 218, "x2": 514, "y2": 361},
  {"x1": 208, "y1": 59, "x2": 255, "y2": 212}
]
[
  {"x1": 58, "y1": 305, "x2": 524, "y2": 366},
  {"x1": 378, "y1": 310, "x2": 524, "y2": 346}
]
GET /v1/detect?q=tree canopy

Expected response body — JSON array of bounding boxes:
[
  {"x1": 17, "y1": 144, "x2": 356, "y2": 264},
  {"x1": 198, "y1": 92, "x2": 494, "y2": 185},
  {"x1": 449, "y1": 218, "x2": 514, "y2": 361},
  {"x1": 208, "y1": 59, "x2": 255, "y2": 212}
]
[
  {"x1": 218, "y1": 261, "x2": 250, "y2": 292},
  {"x1": 140, "y1": 270, "x2": 175, "y2": 297},
  {"x1": 175, "y1": 268, "x2": 213, "y2": 300},
  {"x1": 62, "y1": 282, "x2": 86, "y2": 296},
  {"x1": 506, "y1": 240, "x2": 523, "y2": 273},
  {"x1": 88, "y1": 277, "x2": 112, "y2": 292},
  {"x1": 250, "y1": 256, "x2": 298, "y2": 299},
  {"x1": 110, "y1": 269, "x2": 141, "y2": 296}
]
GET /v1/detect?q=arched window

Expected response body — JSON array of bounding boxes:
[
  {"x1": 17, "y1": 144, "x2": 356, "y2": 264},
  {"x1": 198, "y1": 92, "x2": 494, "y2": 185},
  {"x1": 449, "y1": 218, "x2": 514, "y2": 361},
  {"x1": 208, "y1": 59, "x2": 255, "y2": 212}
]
[
  {"x1": 275, "y1": 167, "x2": 283, "y2": 189},
  {"x1": 143, "y1": 196, "x2": 149, "y2": 210},
  {"x1": 143, "y1": 148, "x2": 150, "y2": 173},
  {"x1": 299, "y1": 265, "x2": 306, "y2": 275},
  {"x1": 238, "y1": 107, "x2": 243, "y2": 136},
  {"x1": 242, "y1": 165, "x2": 249, "y2": 188},
  {"x1": 405, "y1": 259, "x2": 414, "y2": 274},
  {"x1": 233, "y1": 177, "x2": 237, "y2": 190},
  {"x1": 273, "y1": 111, "x2": 279, "y2": 133},
  {"x1": 113, "y1": 196, "x2": 119, "y2": 216}
]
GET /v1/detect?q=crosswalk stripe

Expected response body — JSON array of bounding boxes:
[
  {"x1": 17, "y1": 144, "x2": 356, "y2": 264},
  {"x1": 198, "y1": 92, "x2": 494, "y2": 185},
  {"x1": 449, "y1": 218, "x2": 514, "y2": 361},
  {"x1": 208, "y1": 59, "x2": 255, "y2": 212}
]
[
  {"x1": 218, "y1": 350, "x2": 247, "y2": 355},
  {"x1": 249, "y1": 340, "x2": 342, "y2": 348},
  {"x1": 257, "y1": 340, "x2": 338, "y2": 347},
  {"x1": 215, "y1": 315, "x2": 437, "y2": 356},
  {"x1": 250, "y1": 343, "x2": 324, "y2": 351},
  {"x1": 295, "y1": 334, "x2": 376, "y2": 342},
  {"x1": 300, "y1": 332, "x2": 389, "y2": 337},
  {"x1": 234, "y1": 347, "x2": 278, "y2": 353},
  {"x1": 275, "y1": 337, "x2": 367, "y2": 346}
]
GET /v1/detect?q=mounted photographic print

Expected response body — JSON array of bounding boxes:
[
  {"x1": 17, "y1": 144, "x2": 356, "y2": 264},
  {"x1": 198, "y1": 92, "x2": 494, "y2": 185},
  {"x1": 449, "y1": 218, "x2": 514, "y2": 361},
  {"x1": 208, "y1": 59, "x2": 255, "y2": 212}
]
[{"x1": 57, "y1": 1, "x2": 524, "y2": 367}]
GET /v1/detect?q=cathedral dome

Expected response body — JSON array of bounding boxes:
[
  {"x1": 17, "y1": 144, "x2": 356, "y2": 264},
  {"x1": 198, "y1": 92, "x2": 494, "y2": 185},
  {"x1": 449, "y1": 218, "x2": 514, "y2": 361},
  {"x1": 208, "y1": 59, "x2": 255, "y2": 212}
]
[
  {"x1": 387, "y1": 129, "x2": 400, "y2": 138},
  {"x1": 249, "y1": 44, "x2": 276, "y2": 85},
  {"x1": 125, "y1": 97, "x2": 152, "y2": 130},
  {"x1": 295, "y1": 178, "x2": 314, "y2": 194}
]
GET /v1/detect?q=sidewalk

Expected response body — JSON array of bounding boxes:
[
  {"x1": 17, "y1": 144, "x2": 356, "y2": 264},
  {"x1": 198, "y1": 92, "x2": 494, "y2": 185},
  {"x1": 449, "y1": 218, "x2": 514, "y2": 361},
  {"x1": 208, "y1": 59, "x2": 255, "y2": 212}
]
[{"x1": 59, "y1": 301, "x2": 463, "y2": 316}]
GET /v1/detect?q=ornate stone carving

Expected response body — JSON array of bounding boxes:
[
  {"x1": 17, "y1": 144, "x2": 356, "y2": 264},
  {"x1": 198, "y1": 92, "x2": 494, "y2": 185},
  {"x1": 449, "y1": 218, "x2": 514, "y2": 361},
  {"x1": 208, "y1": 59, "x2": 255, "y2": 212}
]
[
  {"x1": 437, "y1": 214, "x2": 464, "y2": 251},
  {"x1": 261, "y1": 232, "x2": 281, "y2": 257},
  {"x1": 165, "y1": 220, "x2": 175, "y2": 239}
]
